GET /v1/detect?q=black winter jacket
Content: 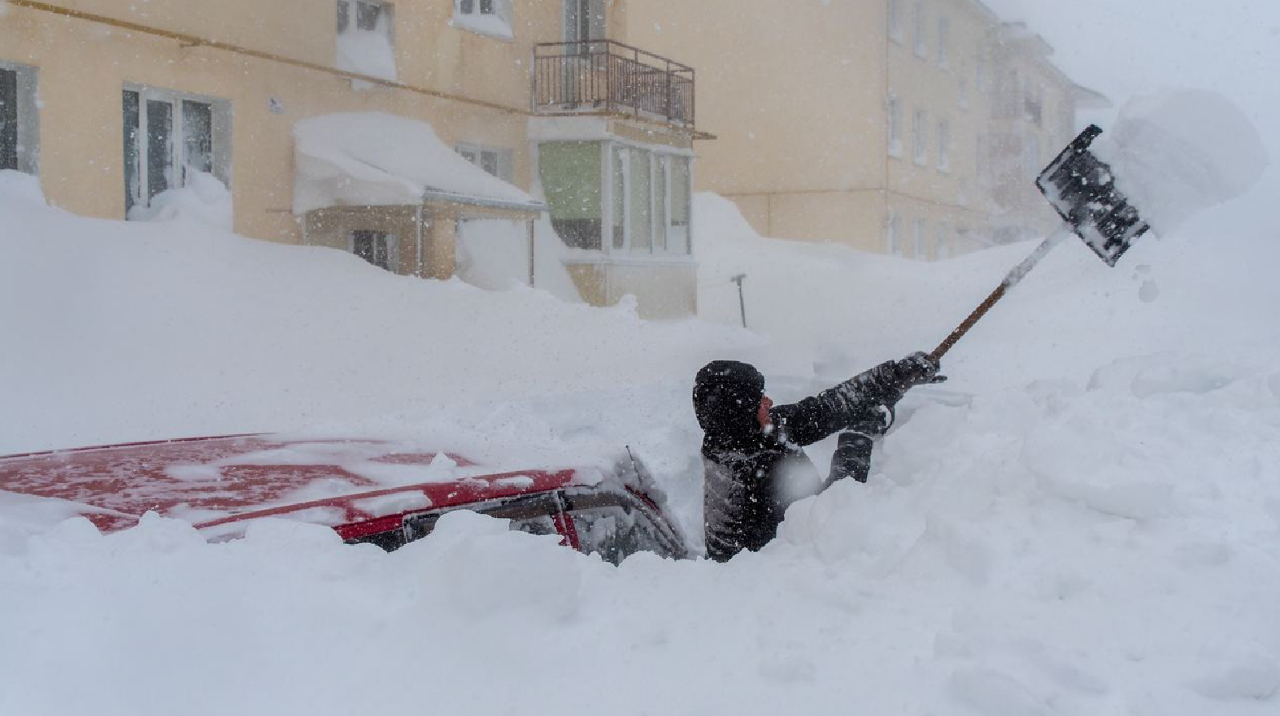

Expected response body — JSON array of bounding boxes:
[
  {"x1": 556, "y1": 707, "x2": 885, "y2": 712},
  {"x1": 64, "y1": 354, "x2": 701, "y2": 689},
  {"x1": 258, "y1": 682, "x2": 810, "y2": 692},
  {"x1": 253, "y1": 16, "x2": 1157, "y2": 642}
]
[{"x1": 694, "y1": 360, "x2": 912, "y2": 562}]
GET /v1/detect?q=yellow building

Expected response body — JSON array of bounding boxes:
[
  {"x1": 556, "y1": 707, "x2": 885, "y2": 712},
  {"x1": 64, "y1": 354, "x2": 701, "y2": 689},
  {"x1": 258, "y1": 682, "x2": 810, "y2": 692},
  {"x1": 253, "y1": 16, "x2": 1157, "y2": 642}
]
[
  {"x1": 0, "y1": 0, "x2": 703, "y2": 318},
  {"x1": 627, "y1": 0, "x2": 1106, "y2": 259}
]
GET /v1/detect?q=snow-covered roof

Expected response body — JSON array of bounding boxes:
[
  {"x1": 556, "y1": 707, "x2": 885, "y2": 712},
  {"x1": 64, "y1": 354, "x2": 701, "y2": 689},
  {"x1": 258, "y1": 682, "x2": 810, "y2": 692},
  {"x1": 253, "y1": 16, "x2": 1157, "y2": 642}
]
[{"x1": 293, "y1": 112, "x2": 541, "y2": 215}]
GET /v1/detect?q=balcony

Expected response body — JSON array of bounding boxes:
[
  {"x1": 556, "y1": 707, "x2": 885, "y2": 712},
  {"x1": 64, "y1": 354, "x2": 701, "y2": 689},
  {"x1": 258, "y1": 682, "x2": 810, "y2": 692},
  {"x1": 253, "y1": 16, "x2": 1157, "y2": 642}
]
[{"x1": 532, "y1": 40, "x2": 695, "y2": 129}]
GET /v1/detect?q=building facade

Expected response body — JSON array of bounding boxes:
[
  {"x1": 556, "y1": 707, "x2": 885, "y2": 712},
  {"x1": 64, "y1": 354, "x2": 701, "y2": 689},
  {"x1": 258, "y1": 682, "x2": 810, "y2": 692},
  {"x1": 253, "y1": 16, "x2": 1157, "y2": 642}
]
[
  {"x1": 0, "y1": 0, "x2": 702, "y2": 317},
  {"x1": 626, "y1": 0, "x2": 1105, "y2": 259}
]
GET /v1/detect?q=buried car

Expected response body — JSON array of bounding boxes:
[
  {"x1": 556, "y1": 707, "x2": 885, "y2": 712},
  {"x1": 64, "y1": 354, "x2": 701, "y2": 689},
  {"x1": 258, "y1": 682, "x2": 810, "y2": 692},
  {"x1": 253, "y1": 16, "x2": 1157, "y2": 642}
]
[{"x1": 0, "y1": 434, "x2": 689, "y2": 563}]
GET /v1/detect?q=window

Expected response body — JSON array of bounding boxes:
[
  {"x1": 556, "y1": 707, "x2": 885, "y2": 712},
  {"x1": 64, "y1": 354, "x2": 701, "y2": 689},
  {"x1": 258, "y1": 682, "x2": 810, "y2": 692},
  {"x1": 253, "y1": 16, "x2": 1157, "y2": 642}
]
[
  {"x1": 336, "y1": 0, "x2": 396, "y2": 81},
  {"x1": 912, "y1": 109, "x2": 927, "y2": 165},
  {"x1": 957, "y1": 78, "x2": 969, "y2": 109},
  {"x1": 565, "y1": 0, "x2": 606, "y2": 46},
  {"x1": 975, "y1": 133, "x2": 986, "y2": 182},
  {"x1": 888, "y1": 0, "x2": 904, "y2": 44},
  {"x1": 886, "y1": 210, "x2": 901, "y2": 255},
  {"x1": 912, "y1": 218, "x2": 926, "y2": 259},
  {"x1": 542, "y1": 141, "x2": 689, "y2": 256},
  {"x1": 454, "y1": 0, "x2": 513, "y2": 39},
  {"x1": 352, "y1": 230, "x2": 396, "y2": 271},
  {"x1": 937, "y1": 17, "x2": 950, "y2": 67},
  {"x1": 1023, "y1": 134, "x2": 1042, "y2": 178},
  {"x1": 456, "y1": 143, "x2": 513, "y2": 182},
  {"x1": 629, "y1": 147, "x2": 652, "y2": 252},
  {"x1": 887, "y1": 94, "x2": 902, "y2": 158},
  {"x1": 610, "y1": 145, "x2": 625, "y2": 249},
  {"x1": 668, "y1": 155, "x2": 692, "y2": 254},
  {"x1": 913, "y1": 2, "x2": 927, "y2": 58},
  {"x1": 937, "y1": 118, "x2": 950, "y2": 172},
  {"x1": 540, "y1": 141, "x2": 603, "y2": 250},
  {"x1": 935, "y1": 223, "x2": 949, "y2": 260},
  {"x1": 0, "y1": 62, "x2": 38, "y2": 175},
  {"x1": 976, "y1": 57, "x2": 987, "y2": 93},
  {"x1": 122, "y1": 86, "x2": 230, "y2": 218}
]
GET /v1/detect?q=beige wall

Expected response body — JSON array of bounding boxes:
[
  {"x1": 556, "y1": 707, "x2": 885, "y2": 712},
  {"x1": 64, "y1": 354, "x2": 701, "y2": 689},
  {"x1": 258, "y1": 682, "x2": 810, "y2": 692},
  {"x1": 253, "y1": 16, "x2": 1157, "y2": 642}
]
[
  {"x1": 2, "y1": 0, "x2": 703, "y2": 317},
  {"x1": 1, "y1": 0, "x2": 545, "y2": 243},
  {"x1": 628, "y1": 0, "x2": 1088, "y2": 260}
]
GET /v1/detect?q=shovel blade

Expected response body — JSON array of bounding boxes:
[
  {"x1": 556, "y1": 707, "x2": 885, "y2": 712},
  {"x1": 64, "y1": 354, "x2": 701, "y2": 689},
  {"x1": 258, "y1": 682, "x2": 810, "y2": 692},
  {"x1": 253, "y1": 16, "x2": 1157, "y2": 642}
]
[{"x1": 1036, "y1": 125, "x2": 1151, "y2": 267}]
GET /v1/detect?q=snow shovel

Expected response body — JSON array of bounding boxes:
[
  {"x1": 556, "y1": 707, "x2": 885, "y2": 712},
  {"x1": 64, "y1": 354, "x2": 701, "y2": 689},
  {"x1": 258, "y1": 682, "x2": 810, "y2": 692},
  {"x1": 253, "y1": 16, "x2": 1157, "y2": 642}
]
[{"x1": 930, "y1": 125, "x2": 1152, "y2": 361}]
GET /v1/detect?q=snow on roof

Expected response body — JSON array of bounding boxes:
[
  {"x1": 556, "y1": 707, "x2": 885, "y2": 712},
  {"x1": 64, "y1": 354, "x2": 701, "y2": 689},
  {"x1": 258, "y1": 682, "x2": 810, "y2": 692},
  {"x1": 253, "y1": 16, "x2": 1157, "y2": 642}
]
[{"x1": 292, "y1": 112, "x2": 538, "y2": 215}]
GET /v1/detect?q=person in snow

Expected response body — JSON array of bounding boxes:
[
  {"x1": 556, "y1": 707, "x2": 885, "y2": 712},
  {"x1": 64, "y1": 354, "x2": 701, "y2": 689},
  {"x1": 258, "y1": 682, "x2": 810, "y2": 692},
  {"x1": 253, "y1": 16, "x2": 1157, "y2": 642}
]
[{"x1": 692, "y1": 353, "x2": 943, "y2": 562}]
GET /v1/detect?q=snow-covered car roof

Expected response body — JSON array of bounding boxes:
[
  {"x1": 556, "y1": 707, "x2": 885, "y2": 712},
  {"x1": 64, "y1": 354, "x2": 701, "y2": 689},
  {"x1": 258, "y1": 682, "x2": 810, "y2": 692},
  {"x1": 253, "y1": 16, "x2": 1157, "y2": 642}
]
[{"x1": 0, "y1": 434, "x2": 613, "y2": 541}]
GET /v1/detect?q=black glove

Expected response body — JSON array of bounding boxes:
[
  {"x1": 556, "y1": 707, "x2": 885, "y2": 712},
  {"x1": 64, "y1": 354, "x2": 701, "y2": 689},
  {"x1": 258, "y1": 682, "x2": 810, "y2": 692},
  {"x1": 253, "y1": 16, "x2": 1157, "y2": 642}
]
[{"x1": 887, "y1": 351, "x2": 945, "y2": 389}]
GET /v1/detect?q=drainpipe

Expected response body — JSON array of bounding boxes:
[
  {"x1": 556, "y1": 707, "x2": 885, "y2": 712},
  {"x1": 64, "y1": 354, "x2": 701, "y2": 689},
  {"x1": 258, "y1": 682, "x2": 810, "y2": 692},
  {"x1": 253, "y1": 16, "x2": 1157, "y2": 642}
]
[
  {"x1": 415, "y1": 204, "x2": 425, "y2": 277},
  {"x1": 527, "y1": 219, "x2": 536, "y2": 287}
]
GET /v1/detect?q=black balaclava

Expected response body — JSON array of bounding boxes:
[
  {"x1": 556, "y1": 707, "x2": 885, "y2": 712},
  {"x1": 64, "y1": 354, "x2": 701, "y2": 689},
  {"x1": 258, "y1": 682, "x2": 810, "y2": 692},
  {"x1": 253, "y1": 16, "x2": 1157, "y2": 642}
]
[{"x1": 692, "y1": 360, "x2": 766, "y2": 444}]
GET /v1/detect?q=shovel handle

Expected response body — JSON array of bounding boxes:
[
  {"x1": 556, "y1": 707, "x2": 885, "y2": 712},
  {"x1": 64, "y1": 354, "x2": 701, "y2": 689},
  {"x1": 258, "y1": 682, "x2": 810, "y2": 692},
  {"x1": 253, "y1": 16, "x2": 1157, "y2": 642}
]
[{"x1": 929, "y1": 226, "x2": 1072, "y2": 362}]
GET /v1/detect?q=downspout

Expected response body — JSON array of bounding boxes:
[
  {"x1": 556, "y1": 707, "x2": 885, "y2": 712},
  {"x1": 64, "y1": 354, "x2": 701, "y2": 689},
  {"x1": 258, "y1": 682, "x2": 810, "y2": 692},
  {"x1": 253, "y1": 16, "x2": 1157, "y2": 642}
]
[
  {"x1": 527, "y1": 219, "x2": 536, "y2": 287},
  {"x1": 415, "y1": 204, "x2": 425, "y2": 278}
]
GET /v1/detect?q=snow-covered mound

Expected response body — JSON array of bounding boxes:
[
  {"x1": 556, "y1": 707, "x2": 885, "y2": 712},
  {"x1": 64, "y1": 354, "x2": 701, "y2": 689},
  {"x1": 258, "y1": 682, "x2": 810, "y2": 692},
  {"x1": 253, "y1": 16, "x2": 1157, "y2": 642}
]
[{"x1": 3, "y1": 161, "x2": 1280, "y2": 715}]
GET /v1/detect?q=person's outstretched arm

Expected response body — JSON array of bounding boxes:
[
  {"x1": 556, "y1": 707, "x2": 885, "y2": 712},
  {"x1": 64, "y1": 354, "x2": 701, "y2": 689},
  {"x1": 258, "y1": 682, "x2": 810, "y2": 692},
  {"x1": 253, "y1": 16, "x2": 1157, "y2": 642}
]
[{"x1": 770, "y1": 352, "x2": 943, "y2": 447}]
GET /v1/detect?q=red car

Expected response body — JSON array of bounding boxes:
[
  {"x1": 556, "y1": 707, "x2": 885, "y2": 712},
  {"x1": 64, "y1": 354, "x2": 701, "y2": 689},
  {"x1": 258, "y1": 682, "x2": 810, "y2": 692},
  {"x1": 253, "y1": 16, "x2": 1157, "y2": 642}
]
[{"x1": 0, "y1": 434, "x2": 689, "y2": 563}]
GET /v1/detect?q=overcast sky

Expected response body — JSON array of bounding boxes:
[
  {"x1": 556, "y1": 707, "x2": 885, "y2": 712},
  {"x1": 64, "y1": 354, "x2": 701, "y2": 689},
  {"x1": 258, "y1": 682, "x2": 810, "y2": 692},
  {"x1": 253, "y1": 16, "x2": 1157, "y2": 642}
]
[{"x1": 981, "y1": 0, "x2": 1280, "y2": 153}]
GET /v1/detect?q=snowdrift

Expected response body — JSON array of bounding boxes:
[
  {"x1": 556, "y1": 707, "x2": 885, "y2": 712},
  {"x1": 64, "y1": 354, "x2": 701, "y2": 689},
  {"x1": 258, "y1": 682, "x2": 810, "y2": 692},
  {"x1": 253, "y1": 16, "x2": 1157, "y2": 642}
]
[{"x1": 3, "y1": 163, "x2": 1280, "y2": 714}]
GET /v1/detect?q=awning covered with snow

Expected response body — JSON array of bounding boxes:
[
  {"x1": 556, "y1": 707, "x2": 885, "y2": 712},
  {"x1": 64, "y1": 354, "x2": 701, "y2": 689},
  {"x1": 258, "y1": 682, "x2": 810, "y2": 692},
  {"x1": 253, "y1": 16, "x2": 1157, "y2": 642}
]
[{"x1": 293, "y1": 112, "x2": 543, "y2": 217}]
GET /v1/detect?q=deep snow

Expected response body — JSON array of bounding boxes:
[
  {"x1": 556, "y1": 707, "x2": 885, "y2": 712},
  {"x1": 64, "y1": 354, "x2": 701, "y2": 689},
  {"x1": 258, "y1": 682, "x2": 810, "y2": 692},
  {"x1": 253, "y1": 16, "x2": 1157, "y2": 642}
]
[{"x1": 3, "y1": 153, "x2": 1280, "y2": 714}]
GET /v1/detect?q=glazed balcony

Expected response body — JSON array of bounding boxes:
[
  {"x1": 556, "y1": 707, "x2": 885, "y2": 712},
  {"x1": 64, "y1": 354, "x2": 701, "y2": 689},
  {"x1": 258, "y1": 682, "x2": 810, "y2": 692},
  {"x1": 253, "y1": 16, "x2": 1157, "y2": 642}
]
[{"x1": 532, "y1": 40, "x2": 695, "y2": 128}]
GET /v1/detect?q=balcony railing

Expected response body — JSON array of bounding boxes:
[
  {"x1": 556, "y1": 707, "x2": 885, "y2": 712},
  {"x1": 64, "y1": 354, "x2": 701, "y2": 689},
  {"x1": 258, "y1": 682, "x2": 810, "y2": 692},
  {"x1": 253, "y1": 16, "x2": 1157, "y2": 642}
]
[{"x1": 532, "y1": 40, "x2": 695, "y2": 128}]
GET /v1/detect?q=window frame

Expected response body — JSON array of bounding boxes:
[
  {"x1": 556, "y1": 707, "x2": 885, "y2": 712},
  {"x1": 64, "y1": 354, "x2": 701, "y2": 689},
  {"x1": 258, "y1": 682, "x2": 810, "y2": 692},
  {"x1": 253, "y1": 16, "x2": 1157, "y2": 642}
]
[
  {"x1": 453, "y1": 0, "x2": 514, "y2": 39},
  {"x1": 912, "y1": 108, "x2": 928, "y2": 166},
  {"x1": 121, "y1": 84, "x2": 231, "y2": 218},
  {"x1": 937, "y1": 16, "x2": 950, "y2": 68},
  {"x1": 349, "y1": 229, "x2": 398, "y2": 272},
  {"x1": 601, "y1": 141, "x2": 693, "y2": 258},
  {"x1": 455, "y1": 142, "x2": 514, "y2": 183},
  {"x1": 912, "y1": 2, "x2": 928, "y2": 58},
  {"x1": 888, "y1": 0, "x2": 904, "y2": 45},
  {"x1": 886, "y1": 209, "x2": 900, "y2": 256},
  {"x1": 0, "y1": 61, "x2": 39, "y2": 176},
  {"x1": 887, "y1": 93, "x2": 903, "y2": 158},
  {"x1": 912, "y1": 218, "x2": 927, "y2": 260},
  {"x1": 937, "y1": 117, "x2": 950, "y2": 173}
]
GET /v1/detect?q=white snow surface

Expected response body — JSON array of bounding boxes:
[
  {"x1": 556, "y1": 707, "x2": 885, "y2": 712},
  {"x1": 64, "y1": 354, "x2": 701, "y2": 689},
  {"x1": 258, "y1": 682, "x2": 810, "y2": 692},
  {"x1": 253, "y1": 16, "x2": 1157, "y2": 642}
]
[
  {"x1": 126, "y1": 170, "x2": 234, "y2": 231},
  {"x1": 4, "y1": 163, "x2": 1280, "y2": 714},
  {"x1": 293, "y1": 112, "x2": 535, "y2": 214},
  {"x1": 335, "y1": 21, "x2": 397, "y2": 82}
]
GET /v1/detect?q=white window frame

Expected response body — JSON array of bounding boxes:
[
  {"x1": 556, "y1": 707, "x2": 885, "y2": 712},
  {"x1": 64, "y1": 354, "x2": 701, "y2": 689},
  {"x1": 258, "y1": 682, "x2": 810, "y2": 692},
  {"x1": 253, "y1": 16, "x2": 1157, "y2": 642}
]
[
  {"x1": 0, "y1": 60, "x2": 39, "y2": 176},
  {"x1": 912, "y1": 109, "x2": 928, "y2": 166},
  {"x1": 887, "y1": 93, "x2": 902, "y2": 158},
  {"x1": 886, "y1": 210, "x2": 900, "y2": 255},
  {"x1": 888, "y1": 0, "x2": 904, "y2": 45},
  {"x1": 912, "y1": 218, "x2": 926, "y2": 260},
  {"x1": 913, "y1": 2, "x2": 928, "y2": 58},
  {"x1": 455, "y1": 142, "x2": 513, "y2": 182},
  {"x1": 935, "y1": 222, "x2": 949, "y2": 261},
  {"x1": 937, "y1": 117, "x2": 950, "y2": 173},
  {"x1": 336, "y1": 0, "x2": 397, "y2": 78},
  {"x1": 601, "y1": 141, "x2": 692, "y2": 258},
  {"x1": 122, "y1": 84, "x2": 231, "y2": 218},
  {"x1": 349, "y1": 229, "x2": 398, "y2": 272},
  {"x1": 452, "y1": 0, "x2": 514, "y2": 39},
  {"x1": 937, "y1": 16, "x2": 950, "y2": 68},
  {"x1": 338, "y1": 0, "x2": 393, "y2": 34}
]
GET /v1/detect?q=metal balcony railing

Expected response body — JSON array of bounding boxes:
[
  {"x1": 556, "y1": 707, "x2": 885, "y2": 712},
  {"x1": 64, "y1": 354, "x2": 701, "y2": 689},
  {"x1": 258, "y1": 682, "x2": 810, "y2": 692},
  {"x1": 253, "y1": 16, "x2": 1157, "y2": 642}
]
[{"x1": 532, "y1": 40, "x2": 695, "y2": 128}]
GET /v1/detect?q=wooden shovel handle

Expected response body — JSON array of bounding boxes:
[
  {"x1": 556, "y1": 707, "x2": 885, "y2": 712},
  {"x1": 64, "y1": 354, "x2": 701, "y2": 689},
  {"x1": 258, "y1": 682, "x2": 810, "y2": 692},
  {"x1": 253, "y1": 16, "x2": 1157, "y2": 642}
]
[
  {"x1": 930, "y1": 283, "x2": 1008, "y2": 361},
  {"x1": 929, "y1": 226, "x2": 1071, "y2": 362}
]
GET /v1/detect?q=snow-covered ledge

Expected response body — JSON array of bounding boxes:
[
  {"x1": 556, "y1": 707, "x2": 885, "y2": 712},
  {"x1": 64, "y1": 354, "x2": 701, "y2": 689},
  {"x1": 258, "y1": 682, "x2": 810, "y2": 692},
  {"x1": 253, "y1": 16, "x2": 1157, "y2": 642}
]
[{"x1": 449, "y1": 13, "x2": 514, "y2": 41}]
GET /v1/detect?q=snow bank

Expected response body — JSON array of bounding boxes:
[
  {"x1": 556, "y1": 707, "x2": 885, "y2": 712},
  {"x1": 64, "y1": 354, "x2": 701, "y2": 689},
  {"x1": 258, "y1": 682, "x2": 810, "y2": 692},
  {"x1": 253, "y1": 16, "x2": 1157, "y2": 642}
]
[
  {"x1": 4, "y1": 162, "x2": 1280, "y2": 714},
  {"x1": 1093, "y1": 88, "x2": 1269, "y2": 233},
  {"x1": 0, "y1": 169, "x2": 45, "y2": 205},
  {"x1": 293, "y1": 112, "x2": 534, "y2": 214},
  {"x1": 455, "y1": 217, "x2": 583, "y2": 303},
  {"x1": 126, "y1": 170, "x2": 233, "y2": 230}
]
